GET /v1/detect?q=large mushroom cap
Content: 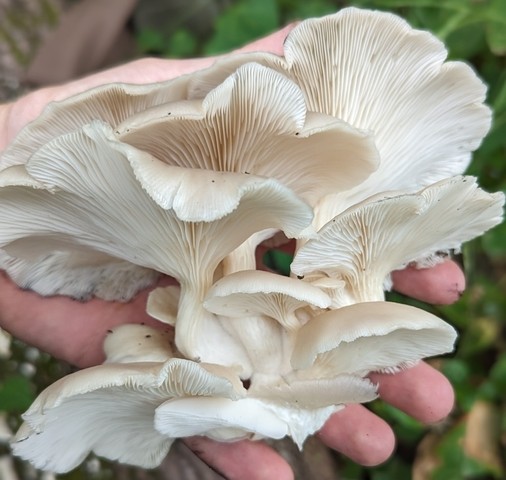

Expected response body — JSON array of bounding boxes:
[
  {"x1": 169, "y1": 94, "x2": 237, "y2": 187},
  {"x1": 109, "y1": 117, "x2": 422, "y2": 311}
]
[
  {"x1": 0, "y1": 120, "x2": 314, "y2": 302},
  {"x1": 189, "y1": 8, "x2": 492, "y2": 220},
  {"x1": 291, "y1": 176, "x2": 505, "y2": 303},
  {"x1": 0, "y1": 76, "x2": 190, "y2": 170},
  {"x1": 11, "y1": 359, "x2": 244, "y2": 473},
  {"x1": 291, "y1": 301, "x2": 457, "y2": 376},
  {"x1": 118, "y1": 62, "x2": 379, "y2": 206}
]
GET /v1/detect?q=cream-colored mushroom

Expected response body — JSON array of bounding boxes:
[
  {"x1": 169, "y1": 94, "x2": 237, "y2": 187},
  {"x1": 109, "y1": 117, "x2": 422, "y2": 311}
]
[
  {"x1": 204, "y1": 269, "x2": 331, "y2": 330},
  {"x1": 291, "y1": 302, "x2": 457, "y2": 377},
  {"x1": 146, "y1": 285, "x2": 180, "y2": 326},
  {"x1": 188, "y1": 8, "x2": 491, "y2": 226},
  {"x1": 118, "y1": 62, "x2": 379, "y2": 207},
  {"x1": 11, "y1": 357, "x2": 244, "y2": 473},
  {"x1": 103, "y1": 324, "x2": 174, "y2": 363},
  {"x1": 0, "y1": 75, "x2": 191, "y2": 170},
  {"x1": 291, "y1": 176, "x2": 505, "y2": 304}
]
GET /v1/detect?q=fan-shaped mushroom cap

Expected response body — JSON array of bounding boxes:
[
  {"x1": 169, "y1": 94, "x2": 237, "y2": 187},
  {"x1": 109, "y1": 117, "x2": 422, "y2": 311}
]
[
  {"x1": 155, "y1": 396, "x2": 289, "y2": 442},
  {"x1": 118, "y1": 62, "x2": 379, "y2": 206},
  {"x1": 0, "y1": 76, "x2": 190, "y2": 169},
  {"x1": 155, "y1": 394, "x2": 340, "y2": 449},
  {"x1": 291, "y1": 301, "x2": 457, "y2": 376},
  {"x1": 0, "y1": 120, "x2": 313, "y2": 302},
  {"x1": 146, "y1": 285, "x2": 180, "y2": 326},
  {"x1": 11, "y1": 359, "x2": 244, "y2": 473},
  {"x1": 204, "y1": 269, "x2": 331, "y2": 330},
  {"x1": 292, "y1": 176, "x2": 505, "y2": 304},
  {"x1": 103, "y1": 324, "x2": 174, "y2": 363},
  {"x1": 189, "y1": 8, "x2": 491, "y2": 221},
  {"x1": 249, "y1": 374, "x2": 377, "y2": 409}
]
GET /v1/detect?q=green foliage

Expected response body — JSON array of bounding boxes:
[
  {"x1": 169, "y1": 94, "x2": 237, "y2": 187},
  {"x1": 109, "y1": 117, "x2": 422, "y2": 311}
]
[
  {"x1": 0, "y1": 374, "x2": 35, "y2": 412},
  {"x1": 204, "y1": 0, "x2": 280, "y2": 54}
]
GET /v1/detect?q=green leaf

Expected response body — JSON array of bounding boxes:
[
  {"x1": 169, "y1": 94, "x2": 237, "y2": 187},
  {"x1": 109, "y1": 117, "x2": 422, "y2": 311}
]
[
  {"x1": 166, "y1": 29, "x2": 198, "y2": 58},
  {"x1": 263, "y1": 250, "x2": 292, "y2": 276},
  {"x1": 286, "y1": 0, "x2": 336, "y2": 19},
  {"x1": 481, "y1": 220, "x2": 506, "y2": 260},
  {"x1": 136, "y1": 28, "x2": 166, "y2": 54},
  {"x1": 489, "y1": 353, "x2": 506, "y2": 395},
  {"x1": 486, "y1": 21, "x2": 506, "y2": 55},
  {"x1": 0, "y1": 374, "x2": 35, "y2": 412},
  {"x1": 204, "y1": 0, "x2": 280, "y2": 55},
  {"x1": 492, "y1": 77, "x2": 506, "y2": 113}
]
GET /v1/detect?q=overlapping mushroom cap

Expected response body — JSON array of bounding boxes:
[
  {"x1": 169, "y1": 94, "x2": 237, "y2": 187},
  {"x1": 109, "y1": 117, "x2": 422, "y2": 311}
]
[
  {"x1": 189, "y1": 7, "x2": 492, "y2": 225},
  {"x1": 1, "y1": 6, "x2": 504, "y2": 475}
]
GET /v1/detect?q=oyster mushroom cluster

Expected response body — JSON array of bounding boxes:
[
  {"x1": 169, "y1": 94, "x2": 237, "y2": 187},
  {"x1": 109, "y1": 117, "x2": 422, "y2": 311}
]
[{"x1": 0, "y1": 7, "x2": 504, "y2": 473}]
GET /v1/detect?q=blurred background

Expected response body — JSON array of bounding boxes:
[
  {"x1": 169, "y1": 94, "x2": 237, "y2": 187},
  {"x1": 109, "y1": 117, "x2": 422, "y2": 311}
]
[{"x1": 0, "y1": 0, "x2": 505, "y2": 478}]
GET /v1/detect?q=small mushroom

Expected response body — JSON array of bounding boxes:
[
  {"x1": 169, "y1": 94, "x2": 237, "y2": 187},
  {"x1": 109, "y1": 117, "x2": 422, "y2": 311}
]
[
  {"x1": 146, "y1": 285, "x2": 181, "y2": 326},
  {"x1": 204, "y1": 269, "x2": 331, "y2": 330},
  {"x1": 292, "y1": 176, "x2": 505, "y2": 304},
  {"x1": 291, "y1": 301, "x2": 457, "y2": 376}
]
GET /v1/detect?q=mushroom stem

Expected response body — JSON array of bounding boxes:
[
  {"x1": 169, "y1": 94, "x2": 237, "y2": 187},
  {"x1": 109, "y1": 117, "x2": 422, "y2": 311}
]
[
  {"x1": 222, "y1": 315, "x2": 293, "y2": 376},
  {"x1": 222, "y1": 229, "x2": 277, "y2": 276},
  {"x1": 175, "y1": 280, "x2": 252, "y2": 375},
  {"x1": 349, "y1": 275, "x2": 386, "y2": 304}
]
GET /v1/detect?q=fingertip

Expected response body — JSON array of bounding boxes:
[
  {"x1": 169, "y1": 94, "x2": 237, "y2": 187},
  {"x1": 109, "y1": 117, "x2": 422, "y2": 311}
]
[
  {"x1": 184, "y1": 437, "x2": 294, "y2": 480},
  {"x1": 317, "y1": 404, "x2": 396, "y2": 466},
  {"x1": 411, "y1": 366, "x2": 455, "y2": 424},
  {"x1": 392, "y1": 259, "x2": 465, "y2": 305},
  {"x1": 370, "y1": 362, "x2": 455, "y2": 424}
]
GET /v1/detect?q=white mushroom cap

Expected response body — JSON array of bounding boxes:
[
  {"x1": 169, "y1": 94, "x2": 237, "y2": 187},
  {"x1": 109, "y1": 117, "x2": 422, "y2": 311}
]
[
  {"x1": 249, "y1": 374, "x2": 378, "y2": 409},
  {"x1": 0, "y1": 121, "x2": 313, "y2": 302},
  {"x1": 146, "y1": 285, "x2": 180, "y2": 326},
  {"x1": 118, "y1": 62, "x2": 379, "y2": 206},
  {"x1": 155, "y1": 396, "x2": 289, "y2": 442},
  {"x1": 11, "y1": 359, "x2": 244, "y2": 473},
  {"x1": 0, "y1": 76, "x2": 190, "y2": 170},
  {"x1": 286, "y1": 8, "x2": 492, "y2": 222},
  {"x1": 204, "y1": 270, "x2": 331, "y2": 330},
  {"x1": 292, "y1": 176, "x2": 505, "y2": 304},
  {"x1": 155, "y1": 394, "x2": 341, "y2": 449},
  {"x1": 189, "y1": 8, "x2": 491, "y2": 221},
  {"x1": 103, "y1": 324, "x2": 174, "y2": 363},
  {"x1": 1, "y1": 250, "x2": 159, "y2": 302},
  {"x1": 291, "y1": 301, "x2": 457, "y2": 376}
]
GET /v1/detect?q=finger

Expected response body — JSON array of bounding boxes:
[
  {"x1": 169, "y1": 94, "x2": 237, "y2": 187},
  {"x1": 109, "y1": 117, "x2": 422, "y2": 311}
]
[
  {"x1": 184, "y1": 437, "x2": 294, "y2": 480},
  {"x1": 317, "y1": 404, "x2": 395, "y2": 466},
  {"x1": 0, "y1": 271, "x2": 173, "y2": 368},
  {"x1": 391, "y1": 259, "x2": 465, "y2": 305},
  {"x1": 369, "y1": 362, "x2": 455, "y2": 424}
]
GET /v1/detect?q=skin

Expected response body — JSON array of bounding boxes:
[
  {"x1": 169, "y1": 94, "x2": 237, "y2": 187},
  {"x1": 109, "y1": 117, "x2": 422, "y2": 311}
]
[{"x1": 0, "y1": 25, "x2": 465, "y2": 480}]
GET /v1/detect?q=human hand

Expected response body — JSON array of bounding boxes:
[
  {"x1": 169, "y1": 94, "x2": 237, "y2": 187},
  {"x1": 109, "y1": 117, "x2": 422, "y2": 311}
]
[{"x1": 0, "y1": 25, "x2": 464, "y2": 480}]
